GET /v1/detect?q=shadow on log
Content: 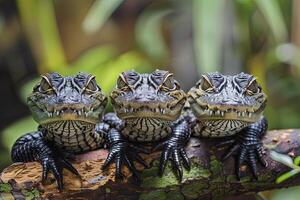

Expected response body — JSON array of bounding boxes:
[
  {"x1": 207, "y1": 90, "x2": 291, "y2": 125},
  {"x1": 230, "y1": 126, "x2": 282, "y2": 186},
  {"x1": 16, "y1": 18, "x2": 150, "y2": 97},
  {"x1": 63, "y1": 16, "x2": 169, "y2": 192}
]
[{"x1": 1, "y1": 129, "x2": 300, "y2": 200}]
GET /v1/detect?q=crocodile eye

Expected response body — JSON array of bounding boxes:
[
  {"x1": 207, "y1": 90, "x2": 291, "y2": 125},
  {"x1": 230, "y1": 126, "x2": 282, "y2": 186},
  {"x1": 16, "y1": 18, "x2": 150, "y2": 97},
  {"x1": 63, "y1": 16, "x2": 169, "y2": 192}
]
[
  {"x1": 200, "y1": 75, "x2": 215, "y2": 93},
  {"x1": 117, "y1": 76, "x2": 128, "y2": 89},
  {"x1": 39, "y1": 76, "x2": 55, "y2": 94},
  {"x1": 83, "y1": 76, "x2": 100, "y2": 94},
  {"x1": 86, "y1": 77, "x2": 99, "y2": 91},
  {"x1": 245, "y1": 79, "x2": 260, "y2": 96},
  {"x1": 162, "y1": 75, "x2": 177, "y2": 91}
]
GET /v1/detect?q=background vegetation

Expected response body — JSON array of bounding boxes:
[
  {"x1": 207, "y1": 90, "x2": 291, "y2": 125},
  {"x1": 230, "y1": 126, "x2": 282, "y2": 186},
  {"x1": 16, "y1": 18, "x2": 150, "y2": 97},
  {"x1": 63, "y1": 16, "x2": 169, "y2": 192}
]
[{"x1": 0, "y1": 0, "x2": 299, "y2": 199}]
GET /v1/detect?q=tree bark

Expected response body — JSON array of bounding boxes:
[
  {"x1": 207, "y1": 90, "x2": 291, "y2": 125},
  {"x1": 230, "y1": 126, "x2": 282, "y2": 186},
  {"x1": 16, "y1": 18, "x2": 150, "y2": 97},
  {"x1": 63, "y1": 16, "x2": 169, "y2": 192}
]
[{"x1": 1, "y1": 129, "x2": 300, "y2": 200}]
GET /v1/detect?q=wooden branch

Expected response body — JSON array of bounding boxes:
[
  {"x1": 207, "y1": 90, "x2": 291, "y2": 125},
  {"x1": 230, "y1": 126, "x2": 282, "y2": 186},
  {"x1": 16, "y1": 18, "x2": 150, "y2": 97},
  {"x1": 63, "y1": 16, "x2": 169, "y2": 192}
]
[{"x1": 1, "y1": 129, "x2": 300, "y2": 200}]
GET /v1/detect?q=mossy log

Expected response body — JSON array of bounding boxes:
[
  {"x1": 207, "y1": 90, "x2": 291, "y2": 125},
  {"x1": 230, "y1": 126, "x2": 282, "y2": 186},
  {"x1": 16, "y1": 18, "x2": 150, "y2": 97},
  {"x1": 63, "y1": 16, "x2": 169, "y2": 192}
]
[{"x1": 1, "y1": 129, "x2": 300, "y2": 200}]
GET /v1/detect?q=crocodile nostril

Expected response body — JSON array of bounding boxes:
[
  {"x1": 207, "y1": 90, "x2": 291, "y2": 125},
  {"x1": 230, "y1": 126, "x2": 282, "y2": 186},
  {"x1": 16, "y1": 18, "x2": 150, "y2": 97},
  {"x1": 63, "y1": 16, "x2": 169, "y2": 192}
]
[
  {"x1": 135, "y1": 94, "x2": 156, "y2": 101},
  {"x1": 221, "y1": 98, "x2": 242, "y2": 105}
]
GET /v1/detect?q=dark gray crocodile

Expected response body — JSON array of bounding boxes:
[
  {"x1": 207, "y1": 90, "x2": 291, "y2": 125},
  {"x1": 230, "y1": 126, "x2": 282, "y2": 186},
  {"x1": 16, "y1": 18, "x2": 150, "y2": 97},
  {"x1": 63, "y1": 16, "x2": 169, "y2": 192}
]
[{"x1": 185, "y1": 72, "x2": 268, "y2": 178}]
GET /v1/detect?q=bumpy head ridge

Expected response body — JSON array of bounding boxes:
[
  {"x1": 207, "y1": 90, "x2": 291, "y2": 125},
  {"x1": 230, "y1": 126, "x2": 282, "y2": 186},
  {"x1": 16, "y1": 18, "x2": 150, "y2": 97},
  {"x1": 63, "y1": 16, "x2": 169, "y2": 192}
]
[
  {"x1": 188, "y1": 72, "x2": 267, "y2": 123},
  {"x1": 27, "y1": 72, "x2": 107, "y2": 125},
  {"x1": 110, "y1": 70, "x2": 186, "y2": 121}
]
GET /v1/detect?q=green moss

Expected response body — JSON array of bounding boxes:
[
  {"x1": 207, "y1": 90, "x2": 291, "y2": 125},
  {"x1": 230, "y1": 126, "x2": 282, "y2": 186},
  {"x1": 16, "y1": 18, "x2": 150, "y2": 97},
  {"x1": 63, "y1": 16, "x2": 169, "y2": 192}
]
[
  {"x1": 166, "y1": 190, "x2": 184, "y2": 200},
  {"x1": 226, "y1": 175, "x2": 238, "y2": 182},
  {"x1": 142, "y1": 175, "x2": 178, "y2": 188},
  {"x1": 239, "y1": 176, "x2": 251, "y2": 183},
  {"x1": 209, "y1": 156, "x2": 223, "y2": 177},
  {"x1": 0, "y1": 183, "x2": 12, "y2": 193},
  {"x1": 181, "y1": 182, "x2": 209, "y2": 199},
  {"x1": 183, "y1": 165, "x2": 211, "y2": 180},
  {"x1": 257, "y1": 173, "x2": 272, "y2": 182},
  {"x1": 139, "y1": 190, "x2": 167, "y2": 200},
  {"x1": 239, "y1": 176, "x2": 258, "y2": 190},
  {"x1": 105, "y1": 188, "x2": 111, "y2": 193},
  {"x1": 22, "y1": 189, "x2": 40, "y2": 200},
  {"x1": 141, "y1": 167, "x2": 159, "y2": 178},
  {"x1": 141, "y1": 163, "x2": 179, "y2": 188}
]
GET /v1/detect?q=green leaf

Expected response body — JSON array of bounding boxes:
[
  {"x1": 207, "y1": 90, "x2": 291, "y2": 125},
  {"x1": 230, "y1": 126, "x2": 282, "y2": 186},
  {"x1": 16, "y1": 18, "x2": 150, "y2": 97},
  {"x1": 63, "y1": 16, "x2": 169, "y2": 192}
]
[
  {"x1": 135, "y1": 8, "x2": 172, "y2": 61},
  {"x1": 276, "y1": 169, "x2": 300, "y2": 184},
  {"x1": 270, "y1": 151, "x2": 300, "y2": 183},
  {"x1": 17, "y1": 0, "x2": 67, "y2": 72},
  {"x1": 270, "y1": 150, "x2": 294, "y2": 168},
  {"x1": 82, "y1": 0, "x2": 124, "y2": 34},
  {"x1": 67, "y1": 45, "x2": 117, "y2": 74},
  {"x1": 254, "y1": 0, "x2": 287, "y2": 43},
  {"x1": 294, "y1": 156, "x2": 300, "y2": 166},
  {"x1": 193, "y1": 0, "x2": 225, "y2": 73}
]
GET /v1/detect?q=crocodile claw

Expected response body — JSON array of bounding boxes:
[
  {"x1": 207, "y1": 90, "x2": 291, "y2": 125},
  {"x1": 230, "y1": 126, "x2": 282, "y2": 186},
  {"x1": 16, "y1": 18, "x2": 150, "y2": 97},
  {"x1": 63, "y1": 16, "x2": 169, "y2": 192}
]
[
  {"x1": 102, "y1": 142, "x2": 148, "y2": 181},
  {"x1": 41, "y1": 154, "x2": 80, "y2": 191},
  {"x1": 223, "y1": 141, "x2": 267, "y2": 179},
  {"x1": 156, "y1": 138, "x2": 190, "y2": 181}
]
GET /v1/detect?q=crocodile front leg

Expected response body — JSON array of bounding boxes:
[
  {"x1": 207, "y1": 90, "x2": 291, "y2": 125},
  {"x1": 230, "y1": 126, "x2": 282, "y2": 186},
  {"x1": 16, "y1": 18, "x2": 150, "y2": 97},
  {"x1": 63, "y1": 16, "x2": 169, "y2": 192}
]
[
  {"x1": 223, "y1": 117, "x2": 268, "y2": 179},
  {"x1": 11, "y1": 131, "x2": 79, "y2": 190},
  {"x1": 96, "y1": 113, "x2": 148, "y2": 180},
  {"x1": 156, "y1": 116, "x2": 192, "y2": 181}
]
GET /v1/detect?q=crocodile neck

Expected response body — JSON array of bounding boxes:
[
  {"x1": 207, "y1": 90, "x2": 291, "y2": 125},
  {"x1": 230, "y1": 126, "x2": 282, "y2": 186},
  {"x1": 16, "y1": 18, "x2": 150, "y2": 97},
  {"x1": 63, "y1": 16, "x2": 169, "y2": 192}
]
[{"x1": 42, "y1": 120, "x2": 104, "y2": 153}]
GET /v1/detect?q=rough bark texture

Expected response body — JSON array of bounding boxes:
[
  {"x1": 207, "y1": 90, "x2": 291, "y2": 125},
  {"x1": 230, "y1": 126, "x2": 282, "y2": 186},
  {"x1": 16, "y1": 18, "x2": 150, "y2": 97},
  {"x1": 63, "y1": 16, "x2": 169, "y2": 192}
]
[{"x1": 1, "y1": 129, "x2": 300, "y2": 200}]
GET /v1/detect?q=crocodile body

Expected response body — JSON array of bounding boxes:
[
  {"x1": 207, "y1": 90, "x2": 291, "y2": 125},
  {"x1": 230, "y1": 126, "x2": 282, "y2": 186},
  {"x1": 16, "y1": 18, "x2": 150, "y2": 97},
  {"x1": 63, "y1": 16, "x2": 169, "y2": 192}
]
[
  {"x1": 103, "y1": 70, "x2": 268, "y2": 180},
  {"x1": 186, "y1": 72, "x2": 268, "y2": 178},
  {"x1": 101, "y1": 70, "x2": 191, "y2": 180},
  {"x1": 11, "y1": 70, "x2": 268, "y2": 189},
  {"x1": 11, "y1": 72, "x2": 125, "y2": 189}
]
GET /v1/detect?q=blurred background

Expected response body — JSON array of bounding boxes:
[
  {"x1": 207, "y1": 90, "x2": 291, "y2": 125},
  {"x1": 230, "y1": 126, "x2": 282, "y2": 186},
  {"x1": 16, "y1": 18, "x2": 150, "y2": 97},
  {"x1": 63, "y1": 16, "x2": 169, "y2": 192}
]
[{"x1": 0, "y1": 0, "x2": 299, "y2": 199}]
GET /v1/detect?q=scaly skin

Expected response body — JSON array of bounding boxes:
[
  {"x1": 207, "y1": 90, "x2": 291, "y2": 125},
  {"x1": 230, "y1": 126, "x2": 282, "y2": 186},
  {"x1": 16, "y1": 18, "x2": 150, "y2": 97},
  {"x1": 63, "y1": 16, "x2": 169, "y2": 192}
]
[
  {"x1": 11, "y1": 72, "x2": 118, "y2": 190},
  {"x1": 101, "y1": 70, "x2": 191, "y2": 180},
  {"x1": 187, "y1": 72, "x2": 268, "y2": 179}
]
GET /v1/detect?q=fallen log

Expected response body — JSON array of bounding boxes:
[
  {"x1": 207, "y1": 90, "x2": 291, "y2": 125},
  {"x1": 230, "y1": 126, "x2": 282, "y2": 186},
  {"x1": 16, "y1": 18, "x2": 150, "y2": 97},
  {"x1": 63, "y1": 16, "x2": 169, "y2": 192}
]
[{"x1": 1, "y1": 129, "x2": 300, "y2": 200}]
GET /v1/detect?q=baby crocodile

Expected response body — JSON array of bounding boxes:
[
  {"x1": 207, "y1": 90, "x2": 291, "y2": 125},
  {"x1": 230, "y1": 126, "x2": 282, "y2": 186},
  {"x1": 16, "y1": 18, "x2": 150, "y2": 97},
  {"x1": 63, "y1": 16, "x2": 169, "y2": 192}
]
[
  {"x1": 11, "y1": 72, "x2": 132, "y2": 190},
  {"x1": 101, "y1": 70, "x2": 191, "y2": 180},
  {"x1": 186, "y1": 72, "x2": 268, "y2": 178}
]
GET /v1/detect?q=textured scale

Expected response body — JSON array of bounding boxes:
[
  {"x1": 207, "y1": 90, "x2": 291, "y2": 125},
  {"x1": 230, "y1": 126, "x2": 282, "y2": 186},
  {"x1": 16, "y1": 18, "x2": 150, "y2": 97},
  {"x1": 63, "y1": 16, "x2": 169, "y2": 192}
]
[
  {"x1": 123, "y1": 118, "x2": 172, "y2": 142},
  {"x1": 106, "y1": 70, "x2": 191, "y2": 180},
  {"x1": 193, "y1": 120, "x2": 250, "y2": 137},
  {"x1": 11, "y1": 72, "x2": 110, "y2": 190},
  {"x1": 187, "y1": 72, "x2": 268, "y2": 179},
  {"x1": 44, "y1": 121, "x2": 105, "y2": 152}
]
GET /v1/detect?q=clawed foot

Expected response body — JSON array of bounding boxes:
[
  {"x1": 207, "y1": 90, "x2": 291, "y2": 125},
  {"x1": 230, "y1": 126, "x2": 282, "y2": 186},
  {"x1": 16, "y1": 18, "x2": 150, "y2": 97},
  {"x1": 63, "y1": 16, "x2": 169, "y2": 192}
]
[
  {"x1": 40, "y1": 152, "x2": 80, "y2": 190},
  {"x1": 102, "y1": 141, "x2": 149, "y2": 181},
  {"x1": 155, "y1": 137, "x2": 190, "y2": 181},
  {"x1": 223, "y1": 141, "x2": 267, "y2": 180}
]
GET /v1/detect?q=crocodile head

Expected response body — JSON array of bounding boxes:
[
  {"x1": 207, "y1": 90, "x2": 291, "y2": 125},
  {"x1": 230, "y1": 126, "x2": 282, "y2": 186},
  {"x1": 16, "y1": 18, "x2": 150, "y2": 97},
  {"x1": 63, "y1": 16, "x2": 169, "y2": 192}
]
[
  {"x1": 27, "y1": 72, "x2": 107, "y2": 125},
  {"x1": 188, "y1": 72, "x2": 267, "y2": 124},
  {"x1": 110, "y1": 70, "x2": 186, "y2": 122}
]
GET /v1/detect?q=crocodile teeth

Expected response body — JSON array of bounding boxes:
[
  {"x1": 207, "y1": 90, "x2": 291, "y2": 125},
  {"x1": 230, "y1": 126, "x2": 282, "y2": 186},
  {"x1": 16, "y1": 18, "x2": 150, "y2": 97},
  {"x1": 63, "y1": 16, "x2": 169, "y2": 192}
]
[
  {"x1": 249, "y1": 112, "x2": 252, "y2": 117},
  {"x1": 56, "y1": 111, "x2": 60, "y2": 115},
  {"x1": 78, "y1": 110, "x2": 82, "y2": 115},
  {"x1": 221, "y1": 111, "x2": 224, "y2": 116},
  {"x1": 242, "y1": 112, "x2": 246, "y2": 117},
  {"x1": 215, "y1": 110, "x2": 220, "y2": 115}
]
